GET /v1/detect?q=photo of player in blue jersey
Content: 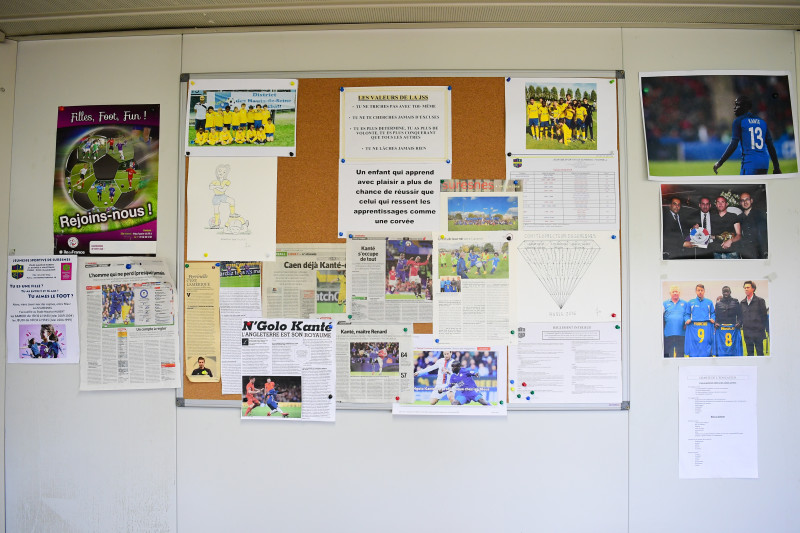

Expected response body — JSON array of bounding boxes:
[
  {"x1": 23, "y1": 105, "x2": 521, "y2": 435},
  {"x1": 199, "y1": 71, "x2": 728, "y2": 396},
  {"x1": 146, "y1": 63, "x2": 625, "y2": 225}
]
[
  {"x1": 241, "y1": 375, "x2": 301, "y2": 419},
  {"x1": 101, "y1": 284, "x2": 135, "y2": 326},
  {"x1": 662, "y1": 280, "x2": 770, "y2": 358},
  {"x1": 641, "y1": 72, "x2": 798, "y2": 179},
  {"x1": 410, "y1": 350, "x2": 501, "y2": 406},
  {"x1": 348, "y1": 342, "x2": 400, "y2": 376},
  {"x1": 714, "y1": 95, "x2": 781, "y2": 175}
]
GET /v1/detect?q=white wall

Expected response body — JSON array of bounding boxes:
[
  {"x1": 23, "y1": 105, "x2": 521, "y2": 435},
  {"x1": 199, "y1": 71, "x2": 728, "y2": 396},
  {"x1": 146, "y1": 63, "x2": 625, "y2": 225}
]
[
  {"x1": 0, "y1": 37, "x2": 18, "y2": 531},
  {"x1": 622, "y1": 29, "x2": 800, "y2": 533},
  {"x1": 4, "y1": 26, "x2": 799, "y2": 533},
  {"x1": 5, "y1": 35, "x2": 182, "y2": 532}
]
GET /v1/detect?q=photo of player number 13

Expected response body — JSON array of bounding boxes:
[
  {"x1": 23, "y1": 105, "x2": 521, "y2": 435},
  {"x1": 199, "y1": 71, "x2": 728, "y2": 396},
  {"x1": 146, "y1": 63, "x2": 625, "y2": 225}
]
[
  {"x1": 662, "y1": 280, "x2": 770, "y2": 358},
  {"x1": 661, "y1": 183, "x2": 768, "y2": 260}
]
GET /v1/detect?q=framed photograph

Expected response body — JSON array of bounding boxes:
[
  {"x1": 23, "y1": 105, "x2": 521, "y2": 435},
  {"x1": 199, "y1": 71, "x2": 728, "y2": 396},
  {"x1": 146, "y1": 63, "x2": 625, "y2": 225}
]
[
  {"x1": 641, "y1": 71, "x2": 798, "y2": 180},
  {"x1": 662, "y1": 280, "x2": 770, "y2": 358},
  {"x1": 661, "y1": 183, "x2": 768, "y2": 260}
]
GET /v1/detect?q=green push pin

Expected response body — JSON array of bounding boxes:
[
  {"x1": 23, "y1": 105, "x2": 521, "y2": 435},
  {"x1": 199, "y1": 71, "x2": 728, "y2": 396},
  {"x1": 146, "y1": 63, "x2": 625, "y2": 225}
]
[
  {"x1": 516, "y1": 393, "x2": 521, "y2": 398},
  {"x1": 615, "y1": 325, "x2": 621, "y2": 330},
  {"x1": 403, "y1": 328, "x2": 407, "y2": 332},
  {"x1": 184, "y1": 264, "x2": 189, "y2": 268},
  {"x1": 348, "y1": 315, "x2": 352, "y2": 319},
  {"x1": 499, "y1": 400, "x2": 504, "y2": 405},
  {"x1": 511, "y1": 330, "x2": 515, "y2": 335}
]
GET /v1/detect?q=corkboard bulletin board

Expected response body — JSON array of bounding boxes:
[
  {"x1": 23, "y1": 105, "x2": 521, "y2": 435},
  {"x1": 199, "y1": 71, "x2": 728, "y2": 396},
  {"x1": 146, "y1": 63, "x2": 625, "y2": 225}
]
[{"x1": 182, "y1": 76, "x2": 506, "y2": 403}]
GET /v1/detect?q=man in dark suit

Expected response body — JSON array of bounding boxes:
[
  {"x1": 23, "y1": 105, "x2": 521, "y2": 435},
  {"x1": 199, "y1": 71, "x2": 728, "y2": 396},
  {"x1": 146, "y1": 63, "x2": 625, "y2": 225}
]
[
  {"x1": 662, "y1": 197, "x2": 687, "y2": 259},
  {"x1": 740, "y1": 280, "x2": 769, "y2": 355}
]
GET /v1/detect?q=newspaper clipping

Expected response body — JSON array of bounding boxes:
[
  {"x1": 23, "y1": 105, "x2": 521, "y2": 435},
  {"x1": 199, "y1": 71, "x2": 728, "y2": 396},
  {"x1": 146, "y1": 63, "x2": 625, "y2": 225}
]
[
  {"x1": 262, "y1": 244, "x2": 346, "y2": 319},
  {"x1": 347, "y1": 237, "x2": 433, "y2": 323},
  {"x1": 79, "y1": 258, "x2": 180, "y2": 390},
  {"x1": 240, "y1": 318, "x2": 335, "y2": 421},
  {"x1": 336, "y1": 323, "x2": 412, "y2": 403},
  {"x1": 433, "y1": 233, "x2": 514, "y2": 344}
]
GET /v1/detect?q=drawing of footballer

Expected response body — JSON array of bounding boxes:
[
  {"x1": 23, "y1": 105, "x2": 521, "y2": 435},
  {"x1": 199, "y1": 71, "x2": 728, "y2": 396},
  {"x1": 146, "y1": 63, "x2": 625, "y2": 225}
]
[{"x1": 208, "y1": 163, "x2": 249, "y2": 234}]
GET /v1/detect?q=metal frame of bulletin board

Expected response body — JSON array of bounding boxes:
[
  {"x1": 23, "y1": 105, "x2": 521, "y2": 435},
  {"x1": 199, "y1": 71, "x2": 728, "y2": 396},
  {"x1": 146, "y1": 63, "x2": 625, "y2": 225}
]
[{"x1": 175, "y1": 70, "x2": 629, "y2": 411}]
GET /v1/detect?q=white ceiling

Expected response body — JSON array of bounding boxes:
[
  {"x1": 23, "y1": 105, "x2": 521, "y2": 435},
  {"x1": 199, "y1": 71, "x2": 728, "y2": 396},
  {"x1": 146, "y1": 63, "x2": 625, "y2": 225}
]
[{"x1": 1, "y1": 0, "x2": 799, "y2": 39}]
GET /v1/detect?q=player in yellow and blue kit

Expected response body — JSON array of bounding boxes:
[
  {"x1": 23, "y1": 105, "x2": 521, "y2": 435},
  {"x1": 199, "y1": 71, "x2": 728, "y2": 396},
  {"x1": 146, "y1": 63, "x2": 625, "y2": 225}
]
[
  {"x1": 527, "y1": 97, "x2": 540, "y2": 139},
  {"x1": 714, "y1": 95, "x2": 782, "y2": 176},
  {"x1": 539, "y1": 99, "x2": 552, "y2": 139},
  {"x1": 265, "y1": 118, "x2": 275, "y2": 142},
  {"x1": 684, "y1": 284, "x2": 715, "y2": 357}
]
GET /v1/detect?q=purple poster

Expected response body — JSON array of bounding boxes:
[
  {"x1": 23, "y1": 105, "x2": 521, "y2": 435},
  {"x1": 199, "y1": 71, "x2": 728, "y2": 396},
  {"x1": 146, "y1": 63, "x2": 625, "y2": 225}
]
[{"x1": 53, "y1": 104, "x2": 159, "y2": 255}]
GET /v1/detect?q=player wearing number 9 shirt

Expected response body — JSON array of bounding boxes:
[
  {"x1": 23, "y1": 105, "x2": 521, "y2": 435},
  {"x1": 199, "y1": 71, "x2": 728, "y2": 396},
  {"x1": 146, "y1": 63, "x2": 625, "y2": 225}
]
[
  {"x1": 713, "y1": 95, "x2": 782, "y2": 176},
  {"x1": 684, "y1": 284, "x2": 715, "y2": 357}
]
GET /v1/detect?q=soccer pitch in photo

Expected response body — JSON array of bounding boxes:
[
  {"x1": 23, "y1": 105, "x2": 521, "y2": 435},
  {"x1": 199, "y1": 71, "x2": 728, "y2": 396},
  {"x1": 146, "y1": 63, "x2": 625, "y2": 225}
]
[
  {"x1": 441, "y1": 259, "x2": 509, "y2": 279},
  {"x1": 220, "y1": 273, "x2": 260, "y2": 288},
  {"x1": 448, "y1": 220, "x2": 518, "y2": 231},
  {"x1": 188, "y1": 110, "x2": 296, "y2": 147},
  {"x1": 410, "y1": 400, "x2": 501, "y2": 406},
  {"x1": 525, "y1": 111, "x2": 597, "y2": 151},
  {"x1": 317, "y1": 301, "x2": 345, "y2": 313},
  {"x1": 385, "y1": 292, "x2": 428, "y2": 300},
  {"x1": 649, "y1": 159, "x2": 797, "y2": 176},
  {"x1": 350, "y1": 371, "x2": 399, "y2": 377},
  {"x1": 241, "y1": 402, "x2": 301, "y2": 418}
]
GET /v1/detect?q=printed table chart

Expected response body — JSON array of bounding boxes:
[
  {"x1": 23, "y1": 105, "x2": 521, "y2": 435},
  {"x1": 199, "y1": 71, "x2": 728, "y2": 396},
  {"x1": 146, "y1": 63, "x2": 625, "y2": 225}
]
[{"x1": 520, "y1": 170, "x2": 617, "y2": 228}]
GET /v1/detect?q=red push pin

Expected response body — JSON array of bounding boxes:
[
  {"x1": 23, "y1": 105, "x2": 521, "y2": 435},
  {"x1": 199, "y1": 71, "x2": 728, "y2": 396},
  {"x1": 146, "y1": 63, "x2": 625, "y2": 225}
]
[
  {"x1": 522, "y1": 382, "x2": 527, "y2": 387},
  {"x1": 611, "y1": 313, "x2": 617, "y2": 317},
  {"x1": 395, "y1": 396, "x2": 400, "y2": 401}
]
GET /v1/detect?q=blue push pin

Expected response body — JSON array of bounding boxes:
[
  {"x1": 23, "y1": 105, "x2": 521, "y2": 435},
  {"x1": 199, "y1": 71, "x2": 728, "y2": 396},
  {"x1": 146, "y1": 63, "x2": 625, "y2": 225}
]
[
  {"x1": 340, "y1": 87, "x2": 344, "y2": 92},
  {"x1": 510, "y1": 379, "x2": 515, "y2": 384},
  {"x1": 125, "y1": 264, "x2": 131, "y2": 269},
  {"x1": 526, "y1": 396, "x2": 531, "y2": 401},
  {"x1": 215, "y1": 262, "x2": 220, "y2": 266},
  {"x1": 506, "y1": 77, "x2": 511, "y2": 82},
  {"x1": 339, "y1": 232, "x2": 343, "y2": 237},
  {"x1": 435, "y1": 339, "x2": 440, "y2": 343},
  {"x1": 612, "y1": 235, "x2": 617, "y2": 239},
  {"x1": 446, "y1": 159, "x2": 451, "y2": 164},
  {"x1": 349, "y1": 234, "x2": 353, "y2": 239},
  {"x1": 341, "y1": 159, "x2": 345, "y2": 163}
]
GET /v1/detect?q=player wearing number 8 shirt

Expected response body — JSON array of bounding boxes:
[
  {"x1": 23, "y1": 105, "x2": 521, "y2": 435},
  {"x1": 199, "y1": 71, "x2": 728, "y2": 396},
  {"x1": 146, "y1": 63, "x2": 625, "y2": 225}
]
[
  {"x1": 713, "y1": 95, "x2": 782, "y2": 175},
  {"x1": 684, "y1": 284, "x2": 715, "y2": 357},
  {"x1": 714, "y1": 286, "x2": 742, "y2": 356}
]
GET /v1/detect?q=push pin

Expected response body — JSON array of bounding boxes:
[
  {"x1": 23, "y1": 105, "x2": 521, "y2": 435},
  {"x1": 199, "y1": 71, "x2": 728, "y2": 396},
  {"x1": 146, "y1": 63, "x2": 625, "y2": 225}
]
[{"x1": 125, "y1": 264, "x2": 131, "y2": 269}]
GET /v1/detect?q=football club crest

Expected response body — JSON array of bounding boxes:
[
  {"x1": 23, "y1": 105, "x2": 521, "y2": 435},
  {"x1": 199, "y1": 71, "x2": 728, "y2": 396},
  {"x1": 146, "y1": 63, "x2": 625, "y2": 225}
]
[
  {"x1": 517, "y1": 326, "x2": 526, "y2": 339},
  {"x1": 11, "y1": 264, "x2": 23, "y2": 279},
  {"x1": 513, "y1": 158, "x2": 523, "y2": 168}
]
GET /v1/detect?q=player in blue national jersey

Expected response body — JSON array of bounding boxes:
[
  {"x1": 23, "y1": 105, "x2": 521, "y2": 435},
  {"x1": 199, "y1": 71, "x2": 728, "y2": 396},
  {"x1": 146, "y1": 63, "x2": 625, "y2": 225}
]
[
  {"x1": 446, "y1": 361, "x2": 490, "y2": 406},
  {"x1": 713, "y1": 95, "x2": 782, "y2": 176},
  {"x1": 683, "y1": 284, "x2": 715, "y2": 357},
  {"x1": 264, "y1": 379, "x2": 290, "y2": 417},
  {"x1": 714, "y1": 286, "x2": 743, "y2": 357}
]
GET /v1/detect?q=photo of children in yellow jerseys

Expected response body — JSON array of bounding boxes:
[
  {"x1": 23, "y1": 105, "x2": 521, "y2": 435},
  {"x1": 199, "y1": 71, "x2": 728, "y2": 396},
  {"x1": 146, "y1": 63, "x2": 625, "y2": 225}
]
[
  {"x1": 525, "y1": 82, "x2": 598, "y2": 150},
  {"x1": 188, "y1": 92, "x2": 293, "y2": 148}
]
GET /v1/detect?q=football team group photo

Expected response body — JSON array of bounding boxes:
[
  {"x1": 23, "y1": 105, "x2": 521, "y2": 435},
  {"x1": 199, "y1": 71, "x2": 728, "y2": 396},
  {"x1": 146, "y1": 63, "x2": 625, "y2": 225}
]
[{"x1": 524, "y1": 81, "x2": 598, "y2": 150}]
